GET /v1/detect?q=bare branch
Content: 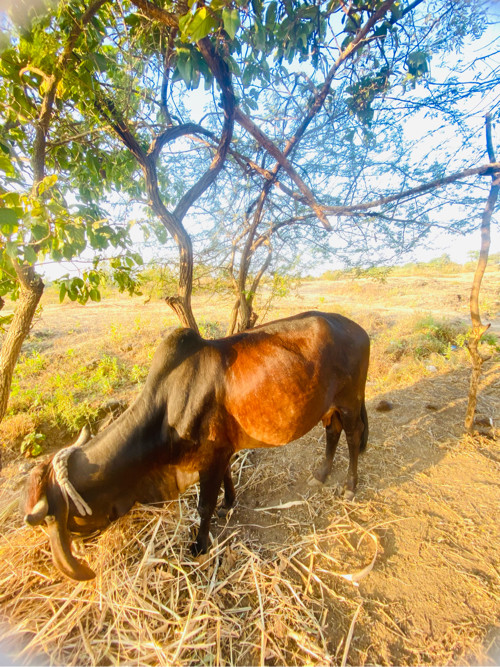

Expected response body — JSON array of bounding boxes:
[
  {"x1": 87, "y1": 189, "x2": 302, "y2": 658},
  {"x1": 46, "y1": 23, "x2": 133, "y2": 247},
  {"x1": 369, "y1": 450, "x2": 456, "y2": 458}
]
[
  {"x1": 324, "y1": 162, "x2": 500, "y2": 216},
  {"x1": 173, "y1": 37, "x2": 235, "y2": 222},
  {"x1": 234, "y1": 108, "x2": 332, "y2": 229}
]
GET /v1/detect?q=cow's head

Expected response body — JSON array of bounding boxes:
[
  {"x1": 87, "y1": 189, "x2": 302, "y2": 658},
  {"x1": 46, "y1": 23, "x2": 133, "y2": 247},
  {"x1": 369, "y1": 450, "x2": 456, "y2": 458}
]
[
  {"x1": 23, "y1": 458, "x2": 96, "y2": 581},
  {"x1": 23, "y1": 449, "x2": 187, "y2": 581}
]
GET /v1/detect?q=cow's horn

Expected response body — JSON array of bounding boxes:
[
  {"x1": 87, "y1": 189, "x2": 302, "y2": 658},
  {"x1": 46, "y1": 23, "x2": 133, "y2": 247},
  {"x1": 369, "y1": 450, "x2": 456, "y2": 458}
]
[
  {"x1": 73, "y1": 424, "x2": 91, "y2": 447},
  {"x1": 46, "y1": 484, "x2": 95, "y2": 581},
  {"x1": 24, "y1": 496, "x2": 49, "y2": 526}
]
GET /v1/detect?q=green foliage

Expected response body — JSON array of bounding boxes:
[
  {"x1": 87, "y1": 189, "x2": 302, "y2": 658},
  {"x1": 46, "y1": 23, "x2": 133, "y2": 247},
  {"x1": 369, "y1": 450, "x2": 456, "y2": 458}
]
[
  {"x1": 9, "y1": 351, "x2": 130, "y2": 432},
  {"x1": 130, "y1": 363, "x2": 148, "y2": 384},
  {"x1": 319, "y1": 255, "x2": 500, "y2": 281},
  {"x1": 271, "y1": 272, "x2": 293, "y2": 299},
  {"x1": 0, "y1": 313, "x2": 14, "y2": 332},
  {"x1": 16, "y1": 350, "x2": 46, "y2": 376},
  {"x1": 55, "y1": 256, "x2": 143, "y2": 306},
  {"x1": 20, "y1": 431, "x2": 46, "y2": 457},
  {"x1": 480, "y1": 332, "x2": 500, "y2": 352},
  {"x1": 385, "y1": 315, "x2": 468, "y2": 361},
  {"x1": 354, "y1": 266, "x2": 392, "y2": 282},
  {"x1": 346, "y1": 68, "x2": 391, "y2": 124},
  {"x1": 406, "y1": 50, "x2": 430, "y2": 81},
  {"x1": 198, "y1": 319, "x2": 224, "y2": 339}
]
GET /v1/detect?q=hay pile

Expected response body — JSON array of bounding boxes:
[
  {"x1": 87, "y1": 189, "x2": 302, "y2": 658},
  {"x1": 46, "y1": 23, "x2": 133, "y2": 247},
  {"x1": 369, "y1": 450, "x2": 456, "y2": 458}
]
[{"x1": 0, "y1": 456, "x2": 379, "y2": 666}]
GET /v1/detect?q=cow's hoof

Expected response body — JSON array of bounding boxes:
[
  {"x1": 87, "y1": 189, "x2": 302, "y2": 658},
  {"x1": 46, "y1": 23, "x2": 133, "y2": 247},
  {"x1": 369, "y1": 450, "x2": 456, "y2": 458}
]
[
  {"x1": 217, "y1": 506, "x2": 229, "y2": 518},
  {"x1": 190, "y1": 541, "x2": 207, "y2": 557},
  {"x1": 308, "y1": 475, "x2": 324, "y2": 488},
  {"x1": 343, "y1": 489, "x2": 355, "y2": 501}
]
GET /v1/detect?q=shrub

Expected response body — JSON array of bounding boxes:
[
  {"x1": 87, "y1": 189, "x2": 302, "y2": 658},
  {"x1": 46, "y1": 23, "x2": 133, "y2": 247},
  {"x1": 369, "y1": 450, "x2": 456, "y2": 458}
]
[{"x1": 385, "y1": 315, "x2": 468, "y2": 361}]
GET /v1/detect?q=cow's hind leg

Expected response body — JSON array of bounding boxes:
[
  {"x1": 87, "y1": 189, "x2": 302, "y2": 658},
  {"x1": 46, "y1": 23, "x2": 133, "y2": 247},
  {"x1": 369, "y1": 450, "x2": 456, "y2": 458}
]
[
  {"x1": 313, "y1": 412, "x2": 342, "y2": 483},
  {"x1": 192, "y1": 453, "x2": 232, "y2": 556},
  {"x1": 217, "y1": 462, "x2": 236, "y2": 517},
  {"x1": 342, "y1": 407, "x2": 366, "y2": 498}
]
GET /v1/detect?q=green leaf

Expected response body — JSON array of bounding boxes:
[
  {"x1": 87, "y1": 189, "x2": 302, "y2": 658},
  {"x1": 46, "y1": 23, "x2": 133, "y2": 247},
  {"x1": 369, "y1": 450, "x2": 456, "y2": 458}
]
[
  {"x1": 31, "y1": 223, "x2": 48, "y2": 241},
  {"x1": 24, "y1": 246, "x2": 37, "y2": 264},
  {"x1": 253, "y1": 18, "x2": 266, "y2": 51},
  {"x1": 176, "y1": 50, "x2": 193, "y2": 86},
  {"x1": 265, "y1": 1, "x2": 277, "y2": 28},
  {"x1": 0, "y1": 155, "x2": 15, "y2": 177},
  {"x1": 59, "y1": 283, "x2": 67, "y2": 302},
  {"x1": 188, "y1": 7, "x2": 217, "y2": 41},
  {"x1": 222, "y1": 8, "x2": 240, "y2": 40},
  {"x1": 31, "y1": 442, "x2": 44, "y2": 457},
  {"x1": 89, "y1": 288, "x2": 101, "y2": 302},
  {"x1": 0, "y1": 208, "x2": 20, "y2": 229},
  {"x1": 90, "y1": 52, "x2": 108, "y2": 73},
  {"x1": 179, "y1": 12, "x2": 194, "y2": 36},
  {"x1": 6, "y1": 241, "x2": 18, "y2": 258},
  {"x1": 407, "y1": 50, "x2": 429, "y2": 77},
  {"x1": 390, "y1": 1, "x2": 403, "y2": 21}
]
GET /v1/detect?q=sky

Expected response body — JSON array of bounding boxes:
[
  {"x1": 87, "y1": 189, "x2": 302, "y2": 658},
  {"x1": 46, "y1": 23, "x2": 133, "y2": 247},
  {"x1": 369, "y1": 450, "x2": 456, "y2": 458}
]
[{"x1": 2, "y1": 0, "x2": 499, "y2": 281}]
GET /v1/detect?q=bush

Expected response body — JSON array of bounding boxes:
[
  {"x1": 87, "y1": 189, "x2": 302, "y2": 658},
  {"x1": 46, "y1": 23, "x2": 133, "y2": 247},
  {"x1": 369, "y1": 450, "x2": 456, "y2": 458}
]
[{"x1": 385, "y1": 315, "x2": 468, "y2": 361}]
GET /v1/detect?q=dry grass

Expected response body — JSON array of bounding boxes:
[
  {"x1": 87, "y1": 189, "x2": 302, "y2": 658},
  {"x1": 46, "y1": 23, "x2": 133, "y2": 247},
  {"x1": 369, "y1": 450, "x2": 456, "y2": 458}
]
[{"x1": 0, "y1": 468, "x2": 381, "y2": 666}]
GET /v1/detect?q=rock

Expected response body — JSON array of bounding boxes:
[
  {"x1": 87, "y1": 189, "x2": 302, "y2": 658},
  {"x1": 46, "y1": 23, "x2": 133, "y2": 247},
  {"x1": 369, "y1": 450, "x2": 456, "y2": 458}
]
[
  {"x1": 425, "y1": 403, "x2": 438, "y2": 411},
  {"x1": 426, "y1": 365, "x2": 438, "y2": 373},
  {"x1": 474, "y1": 416, "x2": 494, "y2": 428},
  {"x1": 375, "y1": 400, "x2": 394, "y2": 412}
]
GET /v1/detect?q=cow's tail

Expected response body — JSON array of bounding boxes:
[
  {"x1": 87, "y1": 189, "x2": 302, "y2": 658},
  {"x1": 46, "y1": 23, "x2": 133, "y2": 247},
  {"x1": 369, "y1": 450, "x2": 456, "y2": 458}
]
[{"x1": 360, "y1": 398, "x2": 369, "y2": 453}]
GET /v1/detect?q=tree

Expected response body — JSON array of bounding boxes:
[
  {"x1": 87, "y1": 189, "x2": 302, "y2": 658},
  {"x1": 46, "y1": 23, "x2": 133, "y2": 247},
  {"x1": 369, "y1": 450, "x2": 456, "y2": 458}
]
[
  {"x1": 464, "y1": 113, "x2": 499, "y2": 432},
  {"x1": 0, "y1": 0, "x2": 142, "y2": 422}
]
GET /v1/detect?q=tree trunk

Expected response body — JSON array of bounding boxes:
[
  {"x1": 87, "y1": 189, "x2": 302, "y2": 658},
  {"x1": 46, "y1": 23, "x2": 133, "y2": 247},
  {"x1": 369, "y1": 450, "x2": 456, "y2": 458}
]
[
  {"x1": 164, "y1": 239, "x2": 198, "y2": 330},
  {"x1": 238, "y1": 295, "x2": 253, "y2": 332},
  {"x1": 0, "y1": 265, "x2": 44, "y2": 422},
  {"x1": 142, "y1": 158, "x2": 199, "y2": 331},
  {"x1": 464, "y1": 114, "x2": 499, "y2": 432}
]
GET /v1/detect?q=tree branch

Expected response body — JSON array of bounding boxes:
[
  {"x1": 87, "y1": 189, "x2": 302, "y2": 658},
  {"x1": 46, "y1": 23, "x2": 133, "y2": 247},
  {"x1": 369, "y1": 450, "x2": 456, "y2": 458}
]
[
  {"x1": 234, "y1": 108, "x2": 331, "y2": 229},
  {"x1": 148, "y1": 123, "x2": 213, "y2": 161},
  {"x1": 173, "y1": 36, "x2": 235, "y2": 222},
  {"x1": 127, "y1": 0, "x2": 179, "y2": 27},
  {"x1": 323, "y1": 162, "x2": 500, "y2": 216}
]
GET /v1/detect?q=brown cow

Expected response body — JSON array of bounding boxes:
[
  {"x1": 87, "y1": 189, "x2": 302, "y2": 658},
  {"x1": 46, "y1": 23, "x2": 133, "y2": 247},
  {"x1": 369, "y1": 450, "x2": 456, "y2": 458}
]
[{"x1": 23, "y1": 311, "x2": 370, "y2": 580}]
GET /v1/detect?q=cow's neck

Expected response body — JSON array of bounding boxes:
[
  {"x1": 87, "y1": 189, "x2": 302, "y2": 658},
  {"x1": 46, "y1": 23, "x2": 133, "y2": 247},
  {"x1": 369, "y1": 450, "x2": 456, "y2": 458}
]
[{"x1": 70, "y1": 389, "x2": 167, "y2": 491}]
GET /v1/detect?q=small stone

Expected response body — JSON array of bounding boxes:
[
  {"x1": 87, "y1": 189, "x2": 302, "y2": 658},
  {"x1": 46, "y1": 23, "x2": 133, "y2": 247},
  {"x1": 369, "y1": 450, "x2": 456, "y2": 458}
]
[
  {"x1": 474, "y1": 416, "x2": 493, "y2": 428},
  {"x1": 426, "y1": 365, "x2": 438, "y2": 373},
  {"x1": 425, "y1": 403, "x2": 438, "y2": 411},
  {"x1": 375, "y1": 400, "x2": 394, "y2": 412}
]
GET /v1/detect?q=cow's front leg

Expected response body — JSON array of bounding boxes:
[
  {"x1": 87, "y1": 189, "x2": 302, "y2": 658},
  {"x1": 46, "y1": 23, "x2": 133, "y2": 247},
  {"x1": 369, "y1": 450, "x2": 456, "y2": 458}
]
[{"x1": 192, "y1": 454, "x2": 231, "y2": 556}]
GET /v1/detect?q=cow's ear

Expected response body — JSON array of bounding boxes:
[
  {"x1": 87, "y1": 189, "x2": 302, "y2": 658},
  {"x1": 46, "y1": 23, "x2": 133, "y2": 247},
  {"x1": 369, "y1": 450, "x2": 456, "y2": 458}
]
[{"x1": 23, "y1": 461, "x2": 51, "y2": 524}]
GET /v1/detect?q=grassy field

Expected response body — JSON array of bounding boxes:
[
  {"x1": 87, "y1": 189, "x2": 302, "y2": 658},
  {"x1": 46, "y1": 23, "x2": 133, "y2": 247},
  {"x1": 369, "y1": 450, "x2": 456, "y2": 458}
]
[{"x1": 0, "y1": 271, "x2": 499, "y2": 665}]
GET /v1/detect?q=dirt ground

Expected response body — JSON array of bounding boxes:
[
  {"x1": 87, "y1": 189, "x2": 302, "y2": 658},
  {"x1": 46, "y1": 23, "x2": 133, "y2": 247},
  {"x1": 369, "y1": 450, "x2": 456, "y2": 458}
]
[
  {"x1": 229, "y1": 361, "x2": 500, "y2": 665},
  {"x1": 0, "y1": 273, "x2": 499, "y2": 665}
]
